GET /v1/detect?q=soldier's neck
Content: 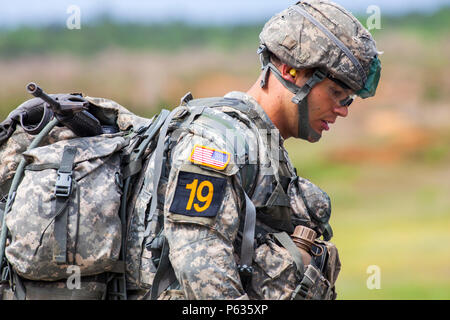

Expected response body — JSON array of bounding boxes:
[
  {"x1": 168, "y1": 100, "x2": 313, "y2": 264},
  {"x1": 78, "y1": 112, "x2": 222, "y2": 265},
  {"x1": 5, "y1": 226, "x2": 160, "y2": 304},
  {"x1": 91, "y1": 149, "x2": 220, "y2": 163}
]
[{"x1": 247, "y1": 77, "x2": 292, "y2": 140}]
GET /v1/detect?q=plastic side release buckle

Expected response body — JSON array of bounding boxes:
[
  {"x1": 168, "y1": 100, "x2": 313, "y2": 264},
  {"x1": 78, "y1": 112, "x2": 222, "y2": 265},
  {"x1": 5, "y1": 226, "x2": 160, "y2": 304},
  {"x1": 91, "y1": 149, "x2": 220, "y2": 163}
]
[
  {"x1": 55, "y1": 171, "x2": 72, "y2": 197},
  {"x1": 237, "y1": 264, "x2": 253, "y2": 290},
  {"x1": 1, "y1": 264, "x2": 10, "y2": 284},
  {"x1": 238, "y1": 264, "x2": 253, "y2": 276}
]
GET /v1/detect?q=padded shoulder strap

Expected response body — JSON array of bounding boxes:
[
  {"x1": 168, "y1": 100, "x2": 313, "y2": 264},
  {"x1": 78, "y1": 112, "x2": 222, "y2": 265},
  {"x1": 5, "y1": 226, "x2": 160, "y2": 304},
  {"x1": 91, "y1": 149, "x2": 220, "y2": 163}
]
[
  {"x1": 186, "y1": 97, "x2": 260, "y2": 195},
  {"x1": 187, "y1": 98, "x2": 259, "y2": 286}
]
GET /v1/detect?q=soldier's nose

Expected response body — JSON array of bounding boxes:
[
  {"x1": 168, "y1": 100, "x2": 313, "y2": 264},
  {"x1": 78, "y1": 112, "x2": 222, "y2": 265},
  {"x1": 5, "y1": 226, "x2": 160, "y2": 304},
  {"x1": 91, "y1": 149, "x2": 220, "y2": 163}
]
[{"x1": 334, "y1": 105, "x2": 349, "y2": 118}]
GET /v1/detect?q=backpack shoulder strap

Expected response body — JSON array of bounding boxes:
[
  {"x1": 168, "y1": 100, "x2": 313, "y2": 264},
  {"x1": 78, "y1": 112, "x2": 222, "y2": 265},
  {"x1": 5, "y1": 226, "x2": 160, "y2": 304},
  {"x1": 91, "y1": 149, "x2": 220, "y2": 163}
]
[
  {"x1": 186, "y1": 97, "x2": 260, "y2": 287},
  {"x1": 186, "y1": 97, "x2": 260, "y2": 196}
]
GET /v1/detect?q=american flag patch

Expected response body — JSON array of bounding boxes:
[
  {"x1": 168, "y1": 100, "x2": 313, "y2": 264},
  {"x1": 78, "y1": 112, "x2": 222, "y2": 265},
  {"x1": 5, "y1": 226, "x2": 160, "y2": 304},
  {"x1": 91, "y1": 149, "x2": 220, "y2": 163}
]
[{"x1": 189, "y1": 145, "x2": 231, "y2": 170}]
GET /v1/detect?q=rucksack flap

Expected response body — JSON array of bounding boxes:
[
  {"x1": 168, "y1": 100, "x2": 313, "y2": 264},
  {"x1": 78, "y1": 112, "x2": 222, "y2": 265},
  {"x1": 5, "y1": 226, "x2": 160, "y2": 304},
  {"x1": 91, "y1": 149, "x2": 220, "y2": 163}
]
[
  {"x1": 5, "y1": 133, "x2": 128, "y2": 281},
  {"x1": 0, "y1": 96, "x2": 152, "y2": 202},
  {"x1": 85, "y1": 96, "x2": 153, "y2": 133}
]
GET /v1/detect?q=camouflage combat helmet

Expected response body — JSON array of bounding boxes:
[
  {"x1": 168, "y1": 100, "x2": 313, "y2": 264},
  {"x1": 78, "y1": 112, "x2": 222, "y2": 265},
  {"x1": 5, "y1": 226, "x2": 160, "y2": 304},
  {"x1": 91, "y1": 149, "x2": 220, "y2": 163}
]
[{"x1": 258, "y1": 0, "x2": 382, "y2": 141}]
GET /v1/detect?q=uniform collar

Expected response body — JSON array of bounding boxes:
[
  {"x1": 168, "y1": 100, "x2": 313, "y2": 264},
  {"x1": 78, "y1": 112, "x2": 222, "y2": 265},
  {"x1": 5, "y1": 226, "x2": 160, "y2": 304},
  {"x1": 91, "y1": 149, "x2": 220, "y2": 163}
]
[{"x1": 224, "y1": 91, "x2": 285, "y2": 145}]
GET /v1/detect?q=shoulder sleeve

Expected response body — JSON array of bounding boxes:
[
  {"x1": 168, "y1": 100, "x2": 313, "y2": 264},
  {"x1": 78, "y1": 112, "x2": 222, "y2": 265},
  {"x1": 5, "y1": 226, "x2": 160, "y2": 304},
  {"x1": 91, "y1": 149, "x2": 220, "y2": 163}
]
[{"x1": 163, "y1": 111, "x2": 255, "y2": 299}]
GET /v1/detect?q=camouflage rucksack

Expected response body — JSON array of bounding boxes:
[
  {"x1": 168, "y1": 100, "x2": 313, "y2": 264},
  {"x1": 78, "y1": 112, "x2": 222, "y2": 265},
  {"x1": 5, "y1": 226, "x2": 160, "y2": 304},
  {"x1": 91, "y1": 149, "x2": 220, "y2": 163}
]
[{"x1": 0, "y1": 95, "x2": 167, "y2": 299}]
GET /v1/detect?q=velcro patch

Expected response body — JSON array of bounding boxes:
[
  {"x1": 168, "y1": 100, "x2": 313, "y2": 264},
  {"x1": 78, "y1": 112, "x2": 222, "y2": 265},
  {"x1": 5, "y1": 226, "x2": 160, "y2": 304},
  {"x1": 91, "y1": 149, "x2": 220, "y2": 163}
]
[
  {"x1": 169, "y1": 171, "x2": 227, "y2": 218},
  {"x1": 189, "y1": 145, "x2": 230, "y2": 171}
]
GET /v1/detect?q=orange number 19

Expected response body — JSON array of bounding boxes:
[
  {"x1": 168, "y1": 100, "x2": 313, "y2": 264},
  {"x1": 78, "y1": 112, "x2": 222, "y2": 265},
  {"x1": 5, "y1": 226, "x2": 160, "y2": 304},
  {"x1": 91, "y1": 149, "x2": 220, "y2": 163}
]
[{"x1": 185, "y1": 179, "x2": 214, "y2": 212}]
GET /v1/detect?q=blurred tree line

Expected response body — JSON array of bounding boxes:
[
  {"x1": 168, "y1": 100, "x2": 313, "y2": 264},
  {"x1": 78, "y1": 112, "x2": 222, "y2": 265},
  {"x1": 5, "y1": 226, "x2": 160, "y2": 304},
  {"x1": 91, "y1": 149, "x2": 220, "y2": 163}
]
[
  {"x1": 0, "y1": 22, "x2": 261, "y2": 57},
  {"x1": 0, "y1": 7, "x2": 448, "y2": 58}
]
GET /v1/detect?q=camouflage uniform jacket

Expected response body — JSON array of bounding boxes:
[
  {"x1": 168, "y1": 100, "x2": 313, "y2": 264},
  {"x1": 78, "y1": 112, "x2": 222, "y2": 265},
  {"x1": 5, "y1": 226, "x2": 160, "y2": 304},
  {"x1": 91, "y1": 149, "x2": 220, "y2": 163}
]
[{"x1": 159, "y1": 91, "x2": 327, "y2": 300}]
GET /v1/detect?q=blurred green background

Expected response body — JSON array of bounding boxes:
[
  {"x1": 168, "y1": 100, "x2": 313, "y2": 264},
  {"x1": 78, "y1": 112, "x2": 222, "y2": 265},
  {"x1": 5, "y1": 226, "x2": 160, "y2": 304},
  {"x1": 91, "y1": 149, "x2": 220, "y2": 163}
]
[{"x1": 1, "y1": 2, "x2": 449, "y2": 300}]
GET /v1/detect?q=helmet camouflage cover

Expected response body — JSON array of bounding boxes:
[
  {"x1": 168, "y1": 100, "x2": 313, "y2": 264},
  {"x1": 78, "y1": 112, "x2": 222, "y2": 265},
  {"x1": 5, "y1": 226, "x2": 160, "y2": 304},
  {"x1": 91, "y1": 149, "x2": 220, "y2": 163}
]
[{"x1": 259, "y1": 0, "x2": 381, "y2": 98}]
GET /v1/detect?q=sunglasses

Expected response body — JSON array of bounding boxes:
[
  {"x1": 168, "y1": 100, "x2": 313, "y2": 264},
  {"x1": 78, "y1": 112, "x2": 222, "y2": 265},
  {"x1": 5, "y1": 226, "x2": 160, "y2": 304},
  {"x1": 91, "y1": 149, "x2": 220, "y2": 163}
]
[
  {"x1": 339, "y1": 95, "x2": 356, "y2": 107},
  {"x1": 327, "y1": 74, "x2": 355, "y2": 107}
]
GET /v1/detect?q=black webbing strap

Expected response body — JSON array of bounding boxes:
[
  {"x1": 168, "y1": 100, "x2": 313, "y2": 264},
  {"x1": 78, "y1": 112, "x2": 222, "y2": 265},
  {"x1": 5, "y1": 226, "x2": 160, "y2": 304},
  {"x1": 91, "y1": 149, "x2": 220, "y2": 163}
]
[
  {"x1": 273, "y1": 232, "x2": 305, "y2": 276},
  {"x1": 146, "y1": 107, "x2": 201, "y2": 299},
  {"x1": 146, "y1": 107, "x2": 182, "y2": 232},
  {"x1": 292, "y1": 69, "x2": 327, "y2": 104},
  {"x1": 122, "y1": 109, "x2": 171, "y2": 180},
  {"x1": 53, "y1": 146, "x2": 77, "y2": 264},
  {"x1": 191, "y1": 98, "x2": 272, "y2": 283},
  {"x1": 149, "y1": 236, "x2": 176, "y2": 300},
  {"x1": 257, "y1": 44, "x2": 326, "y2": 141},
  {"x1": 198, "y1": 98, "x2": 262, "y2": 195},
  {"x1": 237, "y1": 192, "x2": 256, "y2": 282},
  {"x1": 110, "y1": 109, "x2": 171, "y2": 300},
  {"x1": 273, "y1": 232, "x2": 326, "y2": 300}
]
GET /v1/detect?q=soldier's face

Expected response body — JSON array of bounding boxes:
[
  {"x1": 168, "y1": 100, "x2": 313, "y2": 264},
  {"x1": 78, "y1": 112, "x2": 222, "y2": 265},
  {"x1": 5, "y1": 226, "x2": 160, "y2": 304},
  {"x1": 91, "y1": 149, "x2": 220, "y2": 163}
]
[
  {"x1": 302, "y1": 78, "x2": 354, "y2": 139},
  {"x1": 275, "y1": 65, "x2": 354, "y2": 141}
]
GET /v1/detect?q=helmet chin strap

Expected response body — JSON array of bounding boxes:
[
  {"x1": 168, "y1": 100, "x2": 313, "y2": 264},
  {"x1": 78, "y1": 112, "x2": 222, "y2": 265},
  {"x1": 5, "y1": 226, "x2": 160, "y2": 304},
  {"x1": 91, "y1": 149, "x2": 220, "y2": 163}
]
[
  {"x1": 297, "y1": 92, "x2": 322, "y2": 142},
  {"x1": 258, "y1": 45, "x2": 327, "y2": 141},
  {"x1": 292, "y1": 70, "x2": 326, "y2": 141}
]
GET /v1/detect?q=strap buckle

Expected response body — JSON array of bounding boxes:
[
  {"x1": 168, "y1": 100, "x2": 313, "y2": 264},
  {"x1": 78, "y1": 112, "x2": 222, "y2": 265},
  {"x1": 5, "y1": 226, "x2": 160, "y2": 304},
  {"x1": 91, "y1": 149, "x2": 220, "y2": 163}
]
[
  {"x1": 291, "y1": 265, "x2": 321, "y2": 300},
  {"x1": 238, "y1": 264, "x2": 254, "y2": 289},
  {"x1": 292, "y1": 93, "x2": 303, "y2": 105},
  {"x1": 55, "y1": 171, "x2": 72, "y2": 197},
  {"x1": 303, "y1": 69, "x2": 327, "y2": 92},
  {"x1": 292, "y1": 69, "x2": 328, "y2": 105},
  {"x1": 238, "y1": 264, "x2": 254, "y2": 277},
  {"x1": 1, "y1": 264, "x2": 10, "y2": 284}
]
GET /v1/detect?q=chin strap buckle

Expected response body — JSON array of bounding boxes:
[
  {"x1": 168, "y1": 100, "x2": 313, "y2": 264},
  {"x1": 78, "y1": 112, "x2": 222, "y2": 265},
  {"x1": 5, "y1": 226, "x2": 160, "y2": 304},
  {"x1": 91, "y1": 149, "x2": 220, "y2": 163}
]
[{"x1": 292, "y1": 69, "x2": 327, "y2": 105}]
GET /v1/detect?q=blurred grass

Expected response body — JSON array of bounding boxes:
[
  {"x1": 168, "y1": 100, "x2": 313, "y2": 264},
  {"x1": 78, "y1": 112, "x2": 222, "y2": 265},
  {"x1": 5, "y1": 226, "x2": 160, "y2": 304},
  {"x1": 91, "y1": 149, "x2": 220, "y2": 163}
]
[{"x1": 285, "y1": 135, "x2": 450, "y2": 300}]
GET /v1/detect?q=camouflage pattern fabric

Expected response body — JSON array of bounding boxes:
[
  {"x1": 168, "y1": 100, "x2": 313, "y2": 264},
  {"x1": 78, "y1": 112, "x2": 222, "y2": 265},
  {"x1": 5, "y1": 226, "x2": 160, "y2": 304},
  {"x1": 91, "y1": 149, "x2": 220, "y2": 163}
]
[
  {"x1": 0, "y1": 96, "x2": 149, "y2": 285},
  {"x1": 125, "y1": 147, "x2": 162, "y2": 289},
  {"x1": 259, "y1": 0, "x2": 380, "y2": 92},
  {"x1": 0, "y1": 126, "x2": 76, "y2": 198},
  {"x1": 0, "y1": 96, "x2": 151, "y2": 200},
  {"x1": 154, "y1": 91, "x2": 340, "y2": 299},
  {"x1": 315, "y1": 239, "x2": 341, "y2": 288},
  {"x1": 5, "y1": 133, "x2": 127, "y2": 280},
  {"x1": 85, "y1": 96, "x2": 152, "y2": 132},
  {"x1": 0, "y1": 91, "x2": 341, "y2": 299},
  {"x1": 162, "y1": 106, "x2": 252, "y2": 299},
  {"x1": 20, "y1": 275, "x2": 108, "y2": 300},
  {"x1": 248, "y1": 233, "x2": 340, "y2": 300},
  {"x1": 289, "y1": 176, "x2": 333, "y2": 239},
  {"x1": 249, "y1": 236, "x2": 299, "y2": 300}
]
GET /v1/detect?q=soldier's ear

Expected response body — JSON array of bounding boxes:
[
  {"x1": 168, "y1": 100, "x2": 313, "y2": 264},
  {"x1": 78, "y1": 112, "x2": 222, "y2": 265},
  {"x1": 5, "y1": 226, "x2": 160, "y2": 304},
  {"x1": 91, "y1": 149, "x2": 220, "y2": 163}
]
[{"x1": 280, "y1": 64, "x2": 296, "y2": 83}]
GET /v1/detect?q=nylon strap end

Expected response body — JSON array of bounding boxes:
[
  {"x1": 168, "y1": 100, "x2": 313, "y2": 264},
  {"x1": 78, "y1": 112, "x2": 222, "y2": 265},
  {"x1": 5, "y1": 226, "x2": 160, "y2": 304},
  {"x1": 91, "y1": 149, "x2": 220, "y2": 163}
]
[
  {"x1": 258, "y1": 45, "x2": 271, "y2": 88},
  {"x1": 260, "y1": 66, "x2": 270, "y2": 88}
]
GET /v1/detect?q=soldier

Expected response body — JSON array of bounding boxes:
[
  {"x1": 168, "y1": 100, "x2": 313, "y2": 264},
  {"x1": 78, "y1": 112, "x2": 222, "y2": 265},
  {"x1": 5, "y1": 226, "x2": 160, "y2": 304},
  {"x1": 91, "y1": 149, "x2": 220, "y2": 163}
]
[
  {"x1": 0, "y1": 0, "x2": 381, "y2": 300},
  {"x1": 150, "y1": 0, "x2": 382, "y2": 300}
]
